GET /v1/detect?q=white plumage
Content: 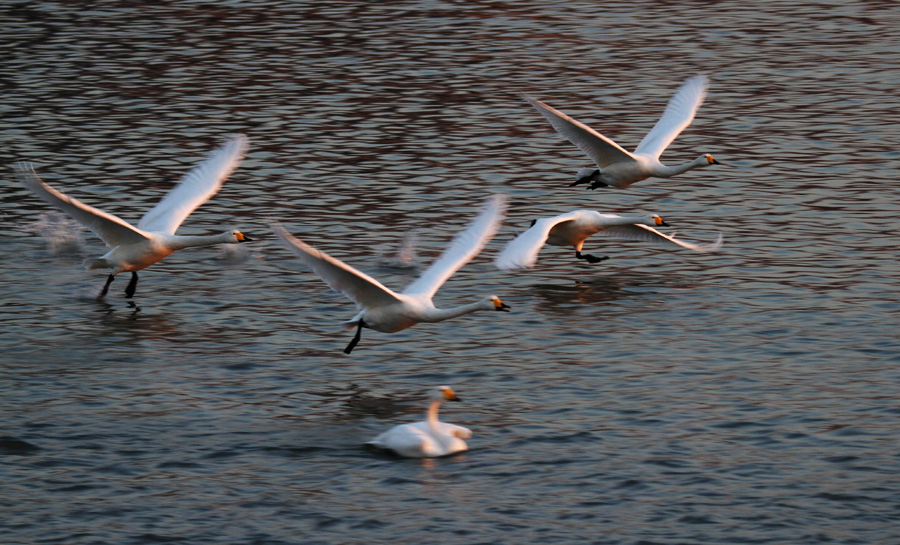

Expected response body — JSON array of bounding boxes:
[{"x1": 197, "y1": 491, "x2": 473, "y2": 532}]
[
  {"x1": 15, "y1": 135, "x2": 251, "y2": 298},
  {"x1": 496, "y1": 210, "x2": 723, "y2": 270},
  {"x1": 523, "y1": 76, "x2": 721, "y2": 189},
  {"x1": 272, "y1": 195, "x2": 511, "y2": 353},
  {"x1": 366, "y1": 386, "x2": 470, "y2": 458}
]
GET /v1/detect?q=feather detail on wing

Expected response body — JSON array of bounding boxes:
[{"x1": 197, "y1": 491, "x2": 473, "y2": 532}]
[
  {"x1": 634, "y1": 76, "x2": 708, "y2": 158},
  {"x1": 521, "y1": 93, "x2": 635, "y2": 167},
  {"x1": 15, "y1": 162, "x2": 149, "y2": 247},
  {"x1": 138, "y1": 135, "x2": 248, "y2": 234},
  {"x1": 272, "y1": 223, "x2": 402, "y2": 309},
  {"x1": 402, "y1": 194, "x2": 507, "y2": 298},
  {"x1": 598, "y1": 223, "x2": 723, "y2": 252}
]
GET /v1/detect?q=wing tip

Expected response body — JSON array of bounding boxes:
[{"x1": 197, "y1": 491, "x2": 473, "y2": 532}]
[
  {"x1": 707, "y1": 233, "x2": 724, "y2": 252},
  {"x1": 486, "y1": 193, "x2": 508, "y2": 217},
  {"x1": 13, "y1": 161, "x2": 39, "y2": 184},
  {"x1": 225, "y1": 133, "x2": 250, "y2": 152},
  {"x1": 270, "y1": 222, "x2": 328, "y2": 261}
]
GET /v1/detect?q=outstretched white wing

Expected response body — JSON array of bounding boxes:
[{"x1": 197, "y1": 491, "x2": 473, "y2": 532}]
[
  {"x1": 272, "y1": 223, "x2": 402, "y2": 310},
  {"x1": 403, "y1": 194, "x2": 507, "y2": 298},
  {"x1": 598, "y1": 224, "x2": 723, "y2": 252},
  {"x1": 138, "y1": 135, "x2": 248, "y2": 234},
  {"x1": 634, "y1": 76, "x2": 708, "y2": 159},
  {"x1": 15, "y1": 162, "x2": 149, "y2": 247},
  {"x1": 522, "y1": 93, "x2": 636, "y2": 168},
  {"x1": 495, "y1": 210, "x2": 582, "y2": 270}
]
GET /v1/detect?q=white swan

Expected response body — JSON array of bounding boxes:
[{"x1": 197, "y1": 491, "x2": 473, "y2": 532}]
[
  {"x1": 523, "y1": 76, "x2": 721, "y2": 189},
  {"x1": 496, "y1": 210, "x2": 723, "y2": 270},
  {"x1": 366, "y1": 386, "x2": 471, "y2": 458},
  {"x1": 272, "y1": 195, "x2": 510, "y2": 354},
  {"x1": 15, "y1": 135, "x2": 251, "y2": 298}
]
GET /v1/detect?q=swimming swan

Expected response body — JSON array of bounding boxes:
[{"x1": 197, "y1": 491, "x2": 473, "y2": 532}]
[
  {"x1": 366, "y1": 386, "x2": 471, "y2": 458},
  {"x1": 495, "y1": 210, "x2": 723, "y2": 270},
  {"x1": 272, "y1": 195, "x2": 510, "y2": 354},
  {"x1": 15, "y1": 135, "x2": 251, "y2": 298},
  {"x1": 522, "y1": 76, "x2": 721, "y2": 189}
]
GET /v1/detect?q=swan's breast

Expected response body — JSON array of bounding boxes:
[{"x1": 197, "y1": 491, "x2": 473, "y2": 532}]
[
  {"x1": 105, "y1": 240, "x2": 172, "y2": 271},
  {"x1": 362, "y1": 301, "x2": 421, "y2": 333},
  {"x1": 601, "y1": 159, "x2": 652, "y2": 186}
]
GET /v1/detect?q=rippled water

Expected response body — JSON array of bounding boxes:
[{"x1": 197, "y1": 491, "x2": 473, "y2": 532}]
[{"x1": 2, "y1": 1, "x2": 899, "y2": 543}]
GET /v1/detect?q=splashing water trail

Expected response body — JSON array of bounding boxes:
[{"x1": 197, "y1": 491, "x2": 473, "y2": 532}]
[{"x1": 25, "y1": 211, "x2": 84, "y2": 255}]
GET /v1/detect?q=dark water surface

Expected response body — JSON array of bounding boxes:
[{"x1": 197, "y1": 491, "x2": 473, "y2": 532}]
[{"x1": 2, "y1": 1, "x2": 899, "y2": 543}]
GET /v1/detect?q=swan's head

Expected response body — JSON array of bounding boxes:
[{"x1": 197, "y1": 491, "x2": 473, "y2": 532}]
[
  {"x1": 486, "y1": 295, "x2": 510, "y2": 312},
  {"x1": 646, "y1": 215, "x2": 670, "y2": 228},
  {"x1": 227, "y1": 230, "x2": 252, "y2": 243},
  {"x1": 434, "y1": 386, "x2": 461, "y2": 402},
  {"x1": 701, "y1": 154, "x2": 720, "y2": 166}
]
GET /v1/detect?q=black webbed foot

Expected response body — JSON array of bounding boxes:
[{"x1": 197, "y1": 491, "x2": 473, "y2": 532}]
[
  {"x1": 576, "y1": 251, "x2": 609, "y2": 264},
  {"x1": 344, "y1": 321, "x2": 365, "y2": 354},
  {"x1": 124, "y1": 272, "x2": 138, "y2": 298},
  {"x1": 571, "y1": 169, "x2": 600, "y2": 187},
  {"x1": 99, "y1": 274, "x2": 115, "y2": 299},
  {"x1": 588, "y1": 181, "x2": 609, "y2": 190}
]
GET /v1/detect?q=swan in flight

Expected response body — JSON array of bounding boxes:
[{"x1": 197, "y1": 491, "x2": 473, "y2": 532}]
[
  {"x1": 522, "y1": 76, "x2": 721, "y2": 189},
  {"x1": 366, "y1": 386, "x2": 471, "y2": 458},
  {"x1": 272, "y1": 195, "x2": 511, "y2": 354},
  {"x1": 15, "y1": 135, "x2": 251, "y2": 298},
  {"x1": 495, "y1": 210, "x2": 723, "y2": 270}
]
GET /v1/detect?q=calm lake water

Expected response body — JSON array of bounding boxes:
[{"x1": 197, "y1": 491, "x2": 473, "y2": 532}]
[{"x1": 2, "y1": 1, "x2": 899, "y2": 543}]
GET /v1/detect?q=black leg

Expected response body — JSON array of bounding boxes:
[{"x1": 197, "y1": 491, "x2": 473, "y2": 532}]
[
  {"x1": 570, "y1": 169, "x2": 599, "y2": 187},
  {"x1": 588, "y1": 181, "x2": 609, "y2": 190},
  {"x1": 576, "y1": 251, "x2": 609, "y2": 264},
  {"x1": 124, "y1": 272, "x2": 138, "y2": 298},
  {"x1": 99, "y1": 274, "x2": 115, "y2": 298},
  {"x1": 344, "y1": 321, "x2": 364, "y2": 354}
]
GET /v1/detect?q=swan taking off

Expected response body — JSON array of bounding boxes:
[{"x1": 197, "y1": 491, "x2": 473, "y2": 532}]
[
  {"x1": 15, "y1": 135, "x2": 251, "y2": 298},
  {"x1": 495, "y1": 210, "x2": 723, "y2": 270},
  {"x1": 272, "y1": 195, "x2": 510, "y2": 354},
  {"x1": 366, "y1": 386, "x2": 471, "y2": 458},
  {"x1": 522, "y1": 76, "x2": 721, "y2": 189}
]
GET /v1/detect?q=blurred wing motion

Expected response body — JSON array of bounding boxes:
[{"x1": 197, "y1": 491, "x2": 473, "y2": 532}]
[
  {"x1": 15, "y1": 162, "x2": 149, "y2": 247},
  {"x1": 634, "y1": 76, "x2": 708, "y2": 158},
  {"x1": 598, "y1": 224, "x2": 723, "y2": 252},
  {"x1": 402, "y1": 194, "x2": 507, "y2": 298},
  {"x1": 495, "y1": 211, "x2": 581, "y2": 270},
  {"x1": 521, "y1": 93, "x2": 636, "y2": 168},
  {"x1": 272, "y1": 223, "x2": 401, "y2": 309},
  {"x1": 138, "y1": 135, "x2": 248, "y2": 234}
]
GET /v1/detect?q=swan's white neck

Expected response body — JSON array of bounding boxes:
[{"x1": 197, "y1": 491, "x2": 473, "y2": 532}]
[
  {"x1": 426, "y1": 398, "x2": 442, "y2": 432},
  {"x1": 419, "y1": 300, "x2": 490, "y2": 323},
  {"x1": 168, "y1": 232, "x2": 234, "y2": 251},
  {"x1": 600, "y1": 214, "x2": 655, "y2": 226},
  {"x1": 654, "y1": 156, "x2": 707, "y2": 178}
]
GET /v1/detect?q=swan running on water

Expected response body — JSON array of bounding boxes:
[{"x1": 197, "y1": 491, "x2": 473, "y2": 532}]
[
  {"x1": 272, "y1": 195, "x2": 510, "y2": 354},
  {"x1": 15, "y1": 135, "x2": 251, "y2": 298},
  {"x1": 366, "y1": 386, "x2": 471, "y2": 458},
  {"x1": 522, "y1": 76, "x2": 722, "y2": 189},
  {"x1": 496, "y1": 210, "x2": 723, "y2": 270}
]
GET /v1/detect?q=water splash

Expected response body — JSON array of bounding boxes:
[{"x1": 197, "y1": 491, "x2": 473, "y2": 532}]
[
  {"x1": 217, "y1": 244, "x2": 265, "y2": 263},
  {"x1": 377, "y1": 231, "x2": 420, "y2": 270},
  {"x1": 24, "y1": 211, "x2": 84, "y2": 255}
]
